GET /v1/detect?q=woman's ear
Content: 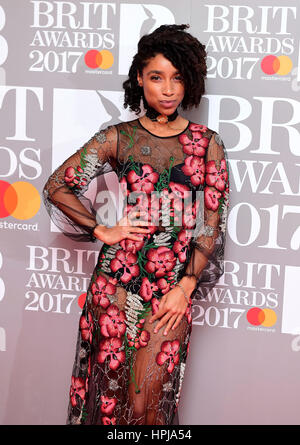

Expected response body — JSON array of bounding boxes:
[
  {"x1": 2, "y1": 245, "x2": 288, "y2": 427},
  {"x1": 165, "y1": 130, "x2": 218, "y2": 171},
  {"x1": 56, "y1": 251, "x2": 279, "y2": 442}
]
[{"x1": 137, "y1": 72, "x2": 143, "y2": 87}]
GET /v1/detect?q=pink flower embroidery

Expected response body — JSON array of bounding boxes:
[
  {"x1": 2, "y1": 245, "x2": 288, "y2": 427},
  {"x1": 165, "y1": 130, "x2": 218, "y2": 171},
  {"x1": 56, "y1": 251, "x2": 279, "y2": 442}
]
[
  {"x1": 145, "y1": 246, "x2": 176, "y2": 278},
  {"x1": 189, "y1": 123, "x2": 208, "y2": 133},
  {"x1": 110, "y1": 249, "x2": 140, "y2": 284},
  {"x1": 69, "y1": 376, "x2": 86, "y2": 407},
  {"x1": 127, "y1": 322, "x2": 150, "y2": 349},
  {"x1": 151, "y1": 298, "x2": 160, "y2": 315},
  {"x1": 120, "y1": 236, "x2": 145, "y2": 253},
  {"x1": 168, "y1": 182, "x2": 190, "y2": 200},
  {"x1": 101, "y1": 416, "x2": 117, "y2": 425},
  {"x1": 122, "y1": 197, "x2": 157, "y2": 237},
  {"x1": 64, "y1": 166, "x2": 76, "y2": 184},
  {"x1": 140, "y1": 277, "x2": 158, "y2": 302},
  {"x1": 161, "y1": 184, "x2": 199, "y2": 227},
  {"x1": 204, "y1": 186, "x2": 222, "y2": 211},
  {"x1": 127, "y1": 164, "x2": 159, "y2": 194},
  {"x1": 173, "y1": 230, "x2": 193, "y2": 263},
  {"x1": 91, "y1": 275, "x2": 116, "y2": 309},
  {"x1": 156, "y1": 339, "x2": 180, "y2": 373},
  {"x1": 98, "y1": 304, "x2": 127, "y2": 338},
  {"x1": 100, "y1": 396, "x2": 117, "y2": 415},
  {"x1": 205, "y1": 159, "x2": 228, "y2": 191},
  {"x1": 64, "y1": 166, "x2": 87, "y2": 188},
  {"x1": 102, "y1": 416, "x2": 117, "y2": 425},
  {"x1": 157, "y1": 278, "x2": 171, "y2": 294},
  {"x1": 179, "y1": 131, "x2": 209, "y2": 157},
  {"x1": 125, "y1": 193, "x2": 160, "y2": 230},
  {"x1": 79, "y1": 312, "x2": 94, "y2": 343},
  {"x1": 179, "y1": 199, "x2": 200, "y2": 230},
  {"x1": 181, "y1": 156, "x2": 205, "y2": 186},
  {"x1": 97, "y1": 338, "x2": 126, "y2": 370}
]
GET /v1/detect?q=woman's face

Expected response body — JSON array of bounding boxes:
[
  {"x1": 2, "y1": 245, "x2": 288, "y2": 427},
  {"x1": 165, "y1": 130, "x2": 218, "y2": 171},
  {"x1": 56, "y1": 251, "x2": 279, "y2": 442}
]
[{"x1": 137, "y1": 53, "x2": 185, "y2": 115}]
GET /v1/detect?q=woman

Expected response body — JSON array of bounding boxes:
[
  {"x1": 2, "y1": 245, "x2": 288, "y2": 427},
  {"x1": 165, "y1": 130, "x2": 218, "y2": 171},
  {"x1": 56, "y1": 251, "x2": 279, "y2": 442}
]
[{"x1": 43, "y1": 24, "x2": 229, "y2": 425}]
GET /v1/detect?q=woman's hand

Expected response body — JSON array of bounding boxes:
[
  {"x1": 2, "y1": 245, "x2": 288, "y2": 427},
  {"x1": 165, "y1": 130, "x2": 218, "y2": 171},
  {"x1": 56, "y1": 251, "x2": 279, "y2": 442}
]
[
  {"x1": 148, "y1": 285, "x2": 190, "y2": 336},
  {"x1": 93, "y1": 210, "x2": 151, "y2": 245}
]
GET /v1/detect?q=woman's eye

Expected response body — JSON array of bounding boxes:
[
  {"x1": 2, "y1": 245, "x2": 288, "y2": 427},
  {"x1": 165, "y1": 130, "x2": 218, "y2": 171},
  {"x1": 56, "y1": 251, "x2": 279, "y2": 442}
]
[
  {"x1": 150, "y1": 75, "x2": 160, "y2": 80},
  {"x1": 175, "y1": 76, "x2": 183, "y2": 81}
]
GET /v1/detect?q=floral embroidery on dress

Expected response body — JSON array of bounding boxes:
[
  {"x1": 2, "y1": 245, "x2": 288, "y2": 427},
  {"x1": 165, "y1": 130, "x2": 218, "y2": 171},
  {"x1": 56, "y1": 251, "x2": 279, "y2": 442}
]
[
  {"x1": 156, "y1": 339, "x2": 181, "y2": 373},
  {"x1": 79, "y1": 312, "x2": 94, "y2": 343},
  {"x1": 70, "y1": 376, "x2": 86, "y2": 407},
  {"x1": 98, "y1": 304, "x2": 127, "y2": 338},
  {"x1": 100, "y1": 396, "x2": 118, "y2": 421},
  {"x1": 97, "y1": 337, "x2": 126, "y2": 371},
  {"x1": 42, "y1": 118, "x2": 229, "y2": 425}
]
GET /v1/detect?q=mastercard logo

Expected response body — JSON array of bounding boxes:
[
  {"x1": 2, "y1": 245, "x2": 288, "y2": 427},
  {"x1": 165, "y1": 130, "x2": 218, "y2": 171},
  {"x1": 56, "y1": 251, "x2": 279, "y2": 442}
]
[
  {"x1": 78, "y1": 292, "x2": 86, "y2": 309},
  {"x1": 84, "y1": 49, "x2": 114, "y2": 70},
  {"x1": 246, "y1": 307, "x2": 277, "y2": 327},
  {"x1": 0, "y1": 180, "x2": 40, "y2": 219},
  {"x1": 261, "y1": 55, "x2": 293, "y2": 75}
]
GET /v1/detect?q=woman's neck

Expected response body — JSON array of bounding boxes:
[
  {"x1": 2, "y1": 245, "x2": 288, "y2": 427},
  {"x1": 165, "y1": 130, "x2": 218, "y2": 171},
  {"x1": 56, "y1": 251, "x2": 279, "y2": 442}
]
[
  {"x1": 138, "y1": 114, "x2": 189, "y2": 137},
  {"x1": 145, "y1": 106, "x2": 178, "y2": 124}
]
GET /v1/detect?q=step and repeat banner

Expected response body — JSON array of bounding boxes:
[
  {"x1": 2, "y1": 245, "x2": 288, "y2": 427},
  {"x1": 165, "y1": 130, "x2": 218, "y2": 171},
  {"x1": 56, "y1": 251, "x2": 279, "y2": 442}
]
[{"x1": 1, "y1": 0, "x2": 300, "y2": 425}]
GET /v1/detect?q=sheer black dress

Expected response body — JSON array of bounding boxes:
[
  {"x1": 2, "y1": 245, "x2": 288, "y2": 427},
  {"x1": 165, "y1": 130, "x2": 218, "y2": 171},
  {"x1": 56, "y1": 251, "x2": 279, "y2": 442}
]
[{"x1": 43, "y1": 118, "x2": 229, "y2": 425}]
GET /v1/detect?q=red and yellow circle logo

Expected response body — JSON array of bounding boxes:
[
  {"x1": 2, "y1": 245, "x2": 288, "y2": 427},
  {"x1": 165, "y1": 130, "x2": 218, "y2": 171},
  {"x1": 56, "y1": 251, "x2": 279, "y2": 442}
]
[
  {"x1": 261, "y1": 55, "x2": 293, "y2": 75},
  {"x1": 84, "y1": 49, "x2": 114, "y2": 70},
  {"x1": 78, "y1": 292, "x2": 86, "y2": 309},
  {"x1": 0, "y1": 180, "x2": 40, "y2": 219},
  {"x1": 246, "y1": 307, "x2": 277, "y2": 327}
]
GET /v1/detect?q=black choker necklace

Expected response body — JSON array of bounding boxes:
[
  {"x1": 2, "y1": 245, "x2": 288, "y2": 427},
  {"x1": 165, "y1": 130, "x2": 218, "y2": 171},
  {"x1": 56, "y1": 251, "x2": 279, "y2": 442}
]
[{"x1": 145, "y1": 106, "x2": 178, "y2": 124}]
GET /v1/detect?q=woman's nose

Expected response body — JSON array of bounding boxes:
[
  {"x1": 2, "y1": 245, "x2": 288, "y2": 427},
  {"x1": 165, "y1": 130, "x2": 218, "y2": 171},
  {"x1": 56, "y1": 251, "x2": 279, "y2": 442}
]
[{"x1": 162, "y1": 80, "x2": 174, "y2": 96}]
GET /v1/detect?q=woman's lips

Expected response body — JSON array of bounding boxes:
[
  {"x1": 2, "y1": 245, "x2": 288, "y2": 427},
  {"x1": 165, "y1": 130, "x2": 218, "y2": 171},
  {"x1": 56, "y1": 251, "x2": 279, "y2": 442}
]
[{"x1": 159, "y1": 100, "x2": 177, "y2": 109}]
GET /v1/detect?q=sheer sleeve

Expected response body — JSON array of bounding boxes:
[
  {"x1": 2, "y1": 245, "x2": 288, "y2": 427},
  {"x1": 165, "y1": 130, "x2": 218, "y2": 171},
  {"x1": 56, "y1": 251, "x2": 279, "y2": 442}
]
[
  {"x1": 183, "y1": 132, "x2": 230, "y2": 300},
  {"x1": 42, "y1": 124, "x2": 118, "y2": 243}
]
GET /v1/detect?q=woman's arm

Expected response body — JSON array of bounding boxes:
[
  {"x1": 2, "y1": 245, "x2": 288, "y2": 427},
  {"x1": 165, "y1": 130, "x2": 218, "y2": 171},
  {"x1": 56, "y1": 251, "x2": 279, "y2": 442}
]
[
  {"x1": 179, "y1": 131, "x2": 230, "y2": 299},
  {"x1": 43, "y1": 125, "x2": 118, "y2": 242},
  {"x1": 148, "y1": 131, "x2": 230, "y2": 335}
]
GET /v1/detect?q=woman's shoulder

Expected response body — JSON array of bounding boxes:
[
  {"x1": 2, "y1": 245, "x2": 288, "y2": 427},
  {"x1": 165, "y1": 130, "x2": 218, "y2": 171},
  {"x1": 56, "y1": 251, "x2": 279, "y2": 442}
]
[
  {"x1": 96, "y1": 118, "x2": 138, "y2": 134},
  {"x1": 110, "y1": 118, "x2": 139, "y2": 131},
  {"x1": 188, "y1": 121, "x2": 226, "y2": 145},
  {"x1": 187, "y1": 121, "x2": 216, "y2": 137}
]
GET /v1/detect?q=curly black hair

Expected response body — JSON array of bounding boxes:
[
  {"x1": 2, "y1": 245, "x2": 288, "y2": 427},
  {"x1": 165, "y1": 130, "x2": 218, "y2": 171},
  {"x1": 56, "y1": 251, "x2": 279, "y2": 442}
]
[{"x1": 123, "y1": 24, "x2": 207, "y2": 114}]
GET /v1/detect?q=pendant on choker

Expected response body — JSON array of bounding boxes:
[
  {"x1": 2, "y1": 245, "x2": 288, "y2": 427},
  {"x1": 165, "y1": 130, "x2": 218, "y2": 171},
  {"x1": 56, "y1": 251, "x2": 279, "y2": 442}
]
[
  {"x1": 156, "y1": 114, "x2": 169, "y2": 124},
  {"x1": 145, "y1": 107, "x2": 178, "y2": 124}
]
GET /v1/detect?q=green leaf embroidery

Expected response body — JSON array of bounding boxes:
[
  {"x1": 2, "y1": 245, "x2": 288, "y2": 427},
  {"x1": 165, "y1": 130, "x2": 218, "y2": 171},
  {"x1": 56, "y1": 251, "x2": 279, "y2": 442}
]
[{"x1": 120, "y1": 126, "x2": 137, "y2": 149}]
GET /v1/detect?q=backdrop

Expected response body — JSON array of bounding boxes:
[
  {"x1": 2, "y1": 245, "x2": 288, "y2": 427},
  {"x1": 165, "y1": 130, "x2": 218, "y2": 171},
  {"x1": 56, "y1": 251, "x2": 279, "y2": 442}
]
[{"x1": 1, "y1": 0, "x2": 300, "y2": 425}]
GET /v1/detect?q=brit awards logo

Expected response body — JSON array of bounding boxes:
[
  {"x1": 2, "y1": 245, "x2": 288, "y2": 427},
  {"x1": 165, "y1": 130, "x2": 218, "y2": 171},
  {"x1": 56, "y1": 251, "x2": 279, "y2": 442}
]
[
  {"x1": 28, "y1": 2, "x2": 176, "y2": 76},
  {"x1": 29, "y1": 1, "x2": 116, "y2": 74},
  {"x1": 203, "y1": 4, "x2": 297, "y2": 81}
]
